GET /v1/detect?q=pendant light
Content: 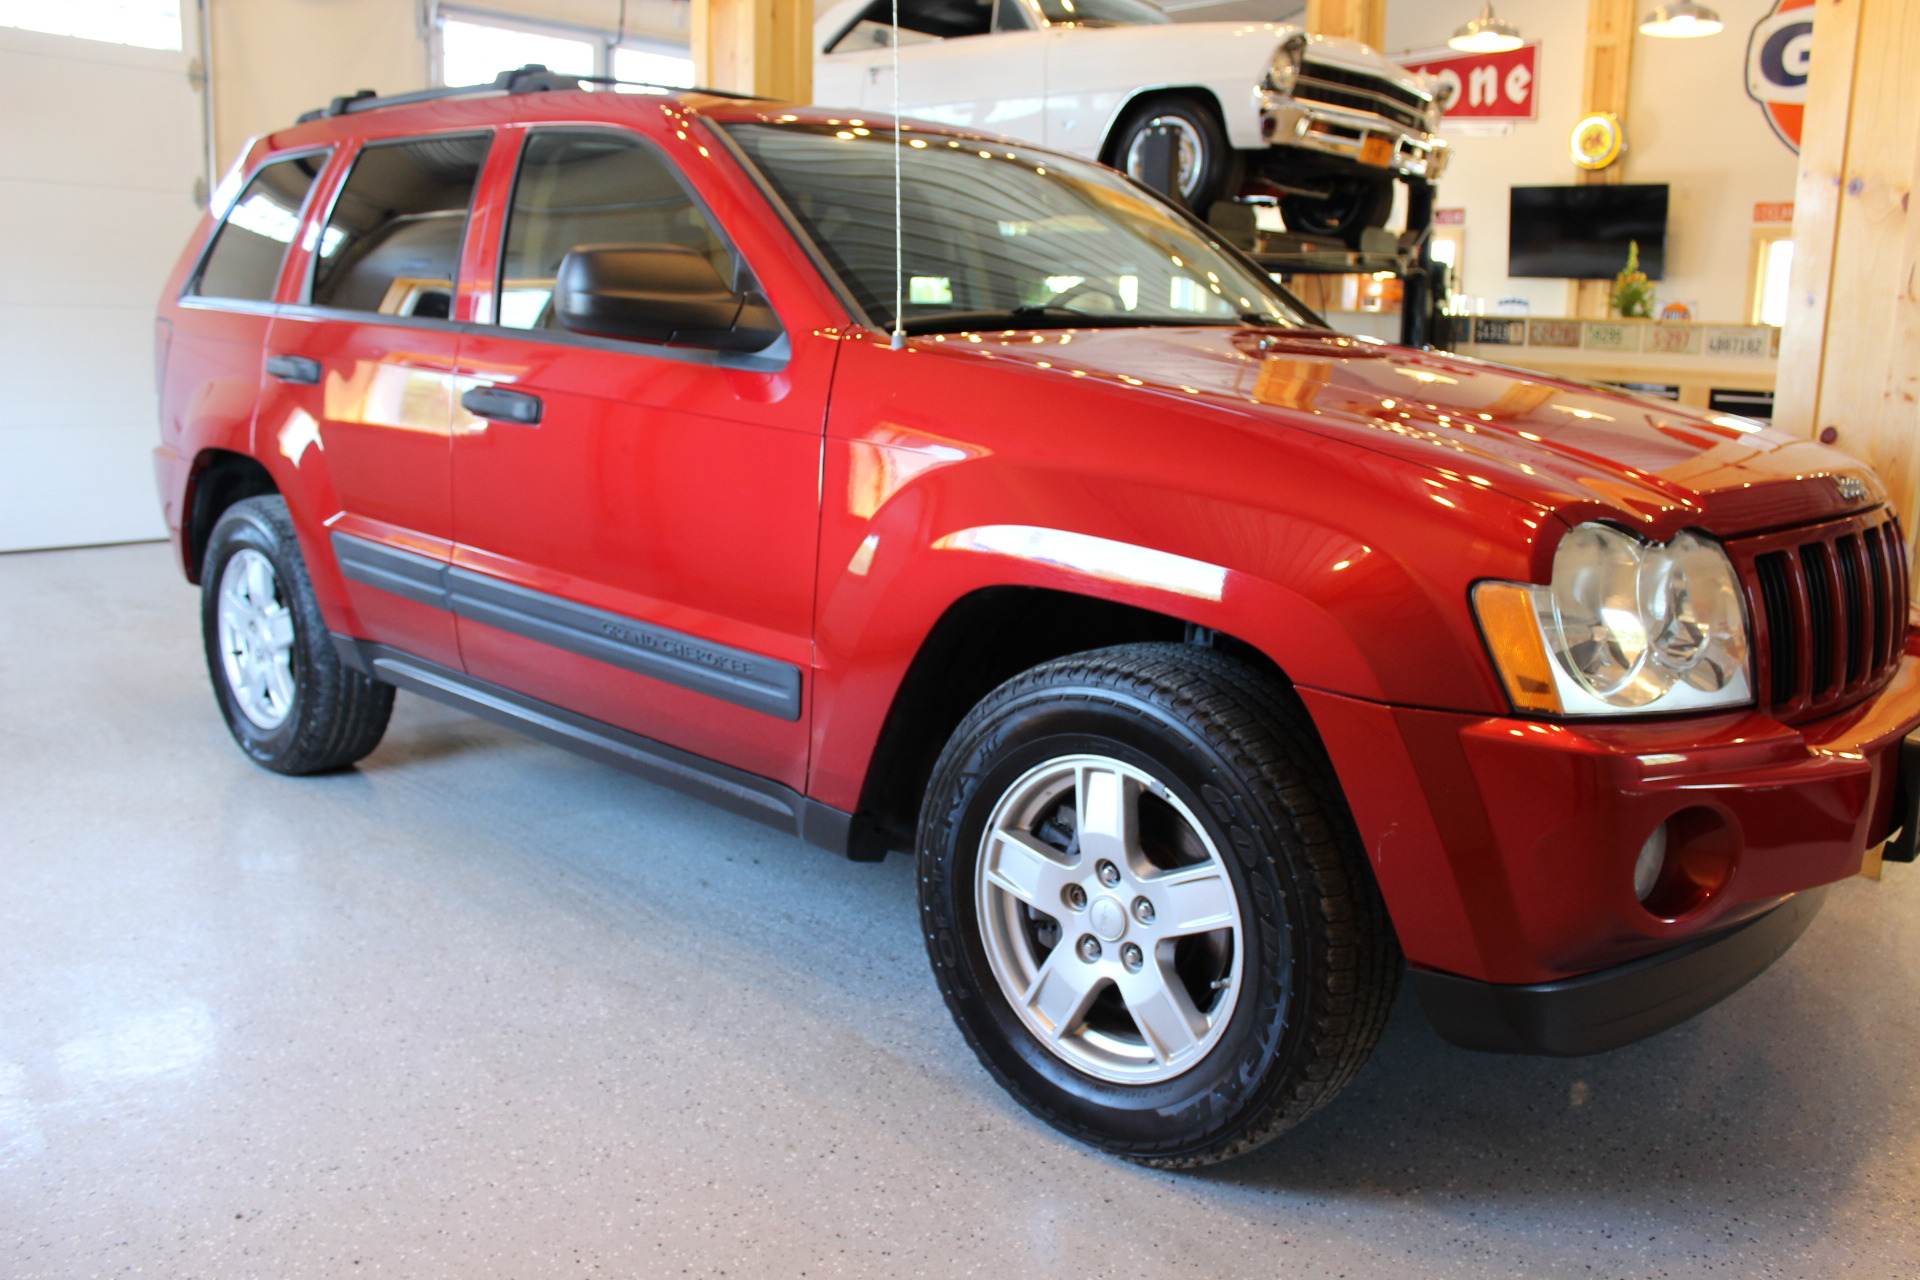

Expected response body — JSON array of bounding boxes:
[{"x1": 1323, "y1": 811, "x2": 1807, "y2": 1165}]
[
  {"x1": 1449, "y1": 3, "x2": 1523, "y2": 54},
  {"x1": 1640, "y1": 2, "x2": 1723, "y2": 37}
]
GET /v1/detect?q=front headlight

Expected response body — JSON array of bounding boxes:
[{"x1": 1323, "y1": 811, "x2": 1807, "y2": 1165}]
[
  {"x1": 1473, "y1": 523, "x2": 1752, "y2": 716},
  {"x1": 1264, "y1": 33, "x2": 1307, "y2": 95}
]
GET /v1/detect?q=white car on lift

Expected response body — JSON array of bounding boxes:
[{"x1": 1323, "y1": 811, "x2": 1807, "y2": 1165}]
[{"x1": 812, "y1": 0, "x2": 1450, "y2": 246}]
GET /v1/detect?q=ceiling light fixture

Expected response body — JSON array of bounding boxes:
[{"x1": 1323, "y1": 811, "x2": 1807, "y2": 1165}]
[
  {"x1": 1639, "y1": 2, "x2": 1723, "y2": 37},
  {"x1": 1449, "y1": 3, "x2": 1523, "y2": 54}
]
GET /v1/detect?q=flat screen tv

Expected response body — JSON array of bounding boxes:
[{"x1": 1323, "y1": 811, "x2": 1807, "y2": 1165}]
[{"x1": 1508, "y1": 184, "x2": 1667, "y2": 280}]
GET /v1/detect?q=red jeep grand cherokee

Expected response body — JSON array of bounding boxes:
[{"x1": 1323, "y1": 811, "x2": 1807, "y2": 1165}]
[{"x1": 154, "y1": 69, "x2": 1919, "y2": 1167}]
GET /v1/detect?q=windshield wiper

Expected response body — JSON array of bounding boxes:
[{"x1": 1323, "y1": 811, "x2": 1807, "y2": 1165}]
[{"x1": 899, "y1": 307, "x2": 1245, "y2": 336}]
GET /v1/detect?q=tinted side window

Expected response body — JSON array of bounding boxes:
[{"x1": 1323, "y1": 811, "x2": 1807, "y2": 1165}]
[
  {"x1": 498, "y1": 130, "x2": 735, "y2": 332},
  {"x1": 192, "y1": 153, "x2": 328, "y2": 302},
  {"x1": 309, "y1": 133, "x2": 489, "y2": 318}
]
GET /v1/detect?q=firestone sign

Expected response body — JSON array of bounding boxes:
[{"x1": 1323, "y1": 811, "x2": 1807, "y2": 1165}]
[
  {"x1": 1399, "y1": 43, "x2": 1539, "y2": 122},
  {"x1": 1748, "y1": 0, "x2": 1815, "y2": 152}
]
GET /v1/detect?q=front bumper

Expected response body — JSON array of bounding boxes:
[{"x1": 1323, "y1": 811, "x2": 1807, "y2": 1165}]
[
  {"x1": 1302, "y1": 652, "x2": 1920, "y2": 993},
  {"x1": 1411, "y1": 887, "x2": 1827, "y2": 1055},
  {"x1": 1258, "y1": 92, "x2": 1448, "y2": 180}
]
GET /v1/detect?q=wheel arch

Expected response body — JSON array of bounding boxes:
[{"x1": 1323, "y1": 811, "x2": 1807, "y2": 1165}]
[
  {"x1": 1097, "y1": 85, "x2": 1231, "y2": 169},
  {"x1": 183, "y1": 448, "x2": 279, "y2": 583},
  {"x1": 843, "y1": 583, "x2": 1299, "y2": 859}
]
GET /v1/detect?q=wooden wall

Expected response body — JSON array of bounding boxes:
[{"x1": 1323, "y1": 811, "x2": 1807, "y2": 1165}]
[
  {"x1": 693, "y1": 0, "x2": 811, "y2": 100},
  {"x1": 1304, "y1": 0, "x2": 1385, "y2": 49},
  {"x1": 1775, "y1": 0, "x2": 1920, "y2": 542}
]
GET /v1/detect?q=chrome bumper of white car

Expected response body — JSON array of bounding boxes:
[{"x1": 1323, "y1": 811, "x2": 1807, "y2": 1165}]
[{"x1": 1257, "y1": 93, "x2": 1449, "y2": 182}]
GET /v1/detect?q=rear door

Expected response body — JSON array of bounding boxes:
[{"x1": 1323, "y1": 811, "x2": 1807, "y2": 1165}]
[
  {"x1": 256, "y1": 131, "x2": 491, "y2": 670},
  {"x1": 448, "y1": 125, "x2": 832, "y2": 791},
  {"x1": 163, "y1": 150, "x2": 330, "y2": 542}
]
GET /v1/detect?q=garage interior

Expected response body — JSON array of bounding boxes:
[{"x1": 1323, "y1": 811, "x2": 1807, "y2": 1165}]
[{"x1": 4, "y1": 1, "x2": 1919, "y2": 1277}]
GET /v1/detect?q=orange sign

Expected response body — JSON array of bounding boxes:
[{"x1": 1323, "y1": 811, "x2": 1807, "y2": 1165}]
[{"x1": 1753, "y1": 202, "x2": 1794, "y2": 223}]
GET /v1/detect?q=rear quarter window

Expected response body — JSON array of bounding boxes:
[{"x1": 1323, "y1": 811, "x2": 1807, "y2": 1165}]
[{"x1": 190, "y1": 152, "x2": 330, "y2": 303}]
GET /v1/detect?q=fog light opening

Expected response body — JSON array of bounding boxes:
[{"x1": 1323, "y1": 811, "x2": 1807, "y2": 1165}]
[
  {"x1": 1636, "y1": 806, "x2": 1740, "y2": 920},
  {"x1": 1634, "y1": 824, "x2": 1668, "y2": 903}
]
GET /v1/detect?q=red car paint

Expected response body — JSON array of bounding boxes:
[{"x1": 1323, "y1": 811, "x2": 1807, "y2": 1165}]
[{"x1": 155, "y1": 90, "x2": 1918, "y2": 997}]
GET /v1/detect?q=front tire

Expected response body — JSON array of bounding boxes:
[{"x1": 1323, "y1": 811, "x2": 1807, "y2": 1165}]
[
  {"x1": 1278, "y1": 175, "x2": 1395, "y2": 248},
  {"x1": 201, "y1": 495, "x2": 393, "y2": 775},
  {"x1": 918, "y1": 643, "x2": 1399, "y2": 1167}
]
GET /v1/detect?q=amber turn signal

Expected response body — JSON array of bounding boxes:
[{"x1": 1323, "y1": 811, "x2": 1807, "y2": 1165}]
[{"x1": 1472, "y1": 581, "x2": 1563, "y2": 714}]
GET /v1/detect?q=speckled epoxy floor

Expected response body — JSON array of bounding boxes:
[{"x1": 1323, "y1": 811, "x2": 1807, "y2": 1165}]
[{"x1": 2, "y1": 541, "x2": 1917, "y2": 1279}]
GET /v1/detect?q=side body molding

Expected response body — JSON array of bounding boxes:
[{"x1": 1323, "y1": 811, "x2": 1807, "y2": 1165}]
[
  {"x1": 334, "y1": 637, "x2": 849, "y2": 852},
  {"x1": 330, "y1": 532, "x2": 802, "y2": 720}
]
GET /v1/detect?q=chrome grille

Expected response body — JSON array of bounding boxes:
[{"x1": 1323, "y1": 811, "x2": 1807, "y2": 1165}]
[{"x1": 1296, "y1": 64, "x2": 1431, "y2": 133}]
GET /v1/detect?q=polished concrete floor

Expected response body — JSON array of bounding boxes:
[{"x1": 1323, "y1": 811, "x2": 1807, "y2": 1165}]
[{"x1": 3, "y1": 541, "x2": 1918, "y2": 1279}]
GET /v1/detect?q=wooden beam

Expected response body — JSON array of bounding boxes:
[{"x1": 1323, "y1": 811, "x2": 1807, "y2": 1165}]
[
  {"x1": 1773, "y1": 0, "x2": 1865, "y2": 441},
  {"x1": 1581, "y1": 0, "x2": 1635, "y2": 122},
  {"x1": 692, "y1": 0, "x2": 811, "y2": 101},
  {"x1": 1573, "y1": 0, "x2": 1637, "y2": 317},
  {"x1": 1304, "y1": 0, "x2": 1385, "y2": 51},
  {"x1": 1773, "y1": 0, "x2": 1920, "y2": 563}
]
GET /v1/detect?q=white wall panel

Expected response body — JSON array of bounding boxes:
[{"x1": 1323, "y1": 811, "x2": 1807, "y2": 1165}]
[{"x1": 0, "y1": 25, "x2": 200, "y2": 551}]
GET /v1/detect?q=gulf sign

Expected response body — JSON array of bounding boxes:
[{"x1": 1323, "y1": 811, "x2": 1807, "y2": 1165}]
[
  {"x1": 1399, "y1": 44, "x2": 1538, "y2": 121},
  {"x1": 1748, "y1": 0, "x2": 1814, "y2": 152}
]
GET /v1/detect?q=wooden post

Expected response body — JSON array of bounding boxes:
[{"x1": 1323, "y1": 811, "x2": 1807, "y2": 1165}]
[
  {"x1": 1573, "y1": 0, "x2": 1636, "y2": 318},
  {"x1": 1304, "y1": 0, "x2": 1386, "y2": 51},
  {"x1": 1774, "y1": 0, "x2": 1920, "y2": 546},
  {"x1": 692, "y1": 0, "x2": 812, "y2": 101}
]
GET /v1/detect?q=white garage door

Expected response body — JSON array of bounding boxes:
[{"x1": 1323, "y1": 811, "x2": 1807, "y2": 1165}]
[{"x1": 0, "y1": 23, "x2": 203, "y2": 551}]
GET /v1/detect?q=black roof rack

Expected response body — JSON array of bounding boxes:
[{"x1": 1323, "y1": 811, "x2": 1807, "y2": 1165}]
[{"x1": 295, "y1": 64, "x2": 768, "y2": 125}]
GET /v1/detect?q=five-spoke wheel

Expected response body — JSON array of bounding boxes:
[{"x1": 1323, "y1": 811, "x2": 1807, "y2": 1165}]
[
  {"x1": 919, "y1": 643, "x2": 1400, "y2": 1167},
  {"x1": 978, "y1": 754, "x2": 1242, "y2": 1084},
  {"x1": 200, "y1": 495, "x2": 394, "y2": 774},
  {"x1": 215, "y1": 548, "x2": 297, "y2": 730}
]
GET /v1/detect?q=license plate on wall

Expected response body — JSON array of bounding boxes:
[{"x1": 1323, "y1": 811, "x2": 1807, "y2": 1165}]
[{"x1": 1359, "y1": 135, "x2": 1394, "y2": 167}]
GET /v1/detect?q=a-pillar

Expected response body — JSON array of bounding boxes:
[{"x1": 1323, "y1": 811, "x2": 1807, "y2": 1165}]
[{"x1": 692, "y1": 0, "x2": 812, "y2": 101}]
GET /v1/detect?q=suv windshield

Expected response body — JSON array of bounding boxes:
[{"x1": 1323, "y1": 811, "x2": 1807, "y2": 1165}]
[
  {"x1": 726, "y1": 122, "x2": 1310, "y2": 333},
  {"x1": 1033, "y1": 0, "x2": 1170, "y2": 25}
]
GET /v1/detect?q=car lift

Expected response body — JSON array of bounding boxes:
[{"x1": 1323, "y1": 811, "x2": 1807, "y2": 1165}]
[{"x1": 1134, "y1": 125, "x2": 1451, "y2": 351}]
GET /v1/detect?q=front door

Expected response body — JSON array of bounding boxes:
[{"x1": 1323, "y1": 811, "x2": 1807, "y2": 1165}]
[
  {"x1": 450, "y1": 126, "x2": 829, "y2": 791},
  {"x1": 257, "y1": 131, "x2": 492, "y2": 671}
]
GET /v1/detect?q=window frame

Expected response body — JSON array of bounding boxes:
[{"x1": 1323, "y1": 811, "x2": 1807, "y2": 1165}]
[
  {"x1": 179, "y1": 146, "x2": 336, "y2": 312},
  {"x1": 479, "y1": 122, "x2": 786, "y2": 363},
  {"x1": 293, "y1": 129, "x2": 496, "y2": 329}
]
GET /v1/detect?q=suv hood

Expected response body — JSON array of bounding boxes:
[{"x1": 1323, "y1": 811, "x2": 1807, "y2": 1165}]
[{"x1": 950, "y1": 326, "x2": 1878, "y2": 539}]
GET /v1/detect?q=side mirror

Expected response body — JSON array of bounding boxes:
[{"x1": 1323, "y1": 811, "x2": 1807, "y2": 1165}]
[{"x1": 553, "y1": 244, "x2": 782, "y2": 353}]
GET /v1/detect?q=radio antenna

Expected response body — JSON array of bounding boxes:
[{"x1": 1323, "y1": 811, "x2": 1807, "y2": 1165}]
[{"x1": 889, "y1": 0, "x2": 905, "y2": 351}]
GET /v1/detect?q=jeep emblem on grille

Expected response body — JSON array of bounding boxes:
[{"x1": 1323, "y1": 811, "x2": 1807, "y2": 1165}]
[{"x1": 1835, "y1": 474, "x2": 1870, "y2": 503}]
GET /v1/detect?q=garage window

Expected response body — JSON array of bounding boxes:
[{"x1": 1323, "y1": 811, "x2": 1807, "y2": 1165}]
[{"x1": 0, "y1": 0, "x2": 182, "y2": 50}]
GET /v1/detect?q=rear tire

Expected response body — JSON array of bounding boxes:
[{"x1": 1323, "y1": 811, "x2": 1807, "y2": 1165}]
[
  {"x1": 1110, "y1": 96, "x2": 1234, "y2": 212},
  {"x1": 201, "y1": 495, "x2": 393, "y2": 775},
  {"x1": 917, "y1": 642, "x2": 1399, "y2": 1167}
]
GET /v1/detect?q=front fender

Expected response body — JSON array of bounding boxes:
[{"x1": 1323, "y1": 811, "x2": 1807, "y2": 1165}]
[{"x1": 807, "y1": 336, "x2": 1539, "y2": 810}]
